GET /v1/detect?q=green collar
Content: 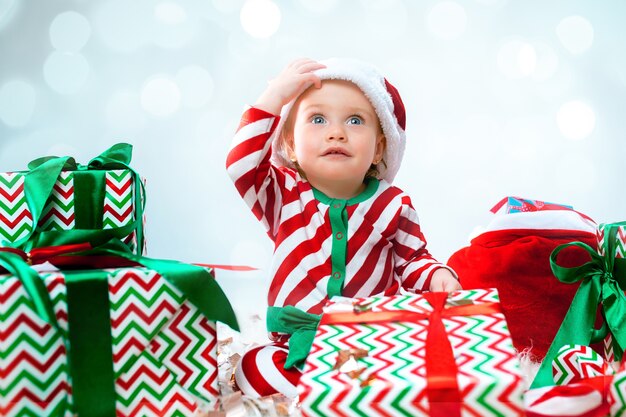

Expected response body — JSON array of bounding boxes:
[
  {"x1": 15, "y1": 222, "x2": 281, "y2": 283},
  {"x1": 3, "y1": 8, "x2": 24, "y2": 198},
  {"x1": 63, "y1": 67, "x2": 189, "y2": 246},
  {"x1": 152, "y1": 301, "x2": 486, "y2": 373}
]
[{"x1": 311, "y1": 178, "x2": 379, "y2": 206}]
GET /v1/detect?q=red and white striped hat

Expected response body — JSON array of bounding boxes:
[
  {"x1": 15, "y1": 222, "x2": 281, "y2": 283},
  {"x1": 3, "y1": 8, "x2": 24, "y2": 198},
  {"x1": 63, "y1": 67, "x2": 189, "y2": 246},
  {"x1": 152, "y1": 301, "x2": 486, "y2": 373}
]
[{"x1": 271, "y1": 57, "x2": 407, "y2": 183}]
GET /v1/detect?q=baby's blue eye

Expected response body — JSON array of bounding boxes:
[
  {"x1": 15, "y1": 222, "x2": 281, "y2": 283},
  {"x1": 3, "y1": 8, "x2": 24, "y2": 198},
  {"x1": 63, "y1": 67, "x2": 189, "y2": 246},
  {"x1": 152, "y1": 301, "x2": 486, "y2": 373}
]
[
  {"x1": 347, "y1": 116, "x2": 363, "y2": 125},
  {"x1": 311, "y1": 115, "x2": 326, "y2": 124}
]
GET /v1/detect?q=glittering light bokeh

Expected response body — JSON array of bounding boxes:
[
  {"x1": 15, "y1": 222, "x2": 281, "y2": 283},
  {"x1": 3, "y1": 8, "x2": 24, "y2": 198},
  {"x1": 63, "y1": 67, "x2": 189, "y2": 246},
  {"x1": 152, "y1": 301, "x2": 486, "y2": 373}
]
[
  {"x1": 49, "y1": 11, "x2": 91, "y2": 53},
  {"x1": 556, "y1": 15, "x2": 594, "y2": 55},
  {"x1": 240, "y1": 0, "x2": 281, "y2": 39}
]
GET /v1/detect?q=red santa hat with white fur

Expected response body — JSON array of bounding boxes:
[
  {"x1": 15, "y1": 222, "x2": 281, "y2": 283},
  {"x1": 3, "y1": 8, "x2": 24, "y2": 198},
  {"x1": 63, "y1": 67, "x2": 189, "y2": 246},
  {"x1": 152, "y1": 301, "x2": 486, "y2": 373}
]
[{"x1": 271, "y1": 57, "x2": 407, "y2": 183}]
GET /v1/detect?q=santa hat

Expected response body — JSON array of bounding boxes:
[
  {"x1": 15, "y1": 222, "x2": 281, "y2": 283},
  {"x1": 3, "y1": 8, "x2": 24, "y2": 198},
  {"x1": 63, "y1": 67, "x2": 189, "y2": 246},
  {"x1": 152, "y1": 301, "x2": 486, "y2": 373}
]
[{"x1": 271, "y1": 57, "x2": 407, "y2": 183}]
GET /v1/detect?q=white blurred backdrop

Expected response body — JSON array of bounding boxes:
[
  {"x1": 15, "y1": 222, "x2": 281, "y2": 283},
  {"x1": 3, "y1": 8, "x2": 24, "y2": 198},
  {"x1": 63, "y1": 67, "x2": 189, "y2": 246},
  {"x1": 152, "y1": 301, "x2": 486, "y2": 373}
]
[{"x1": 1, "y1": 0, "x2": 625, "y2": 342}]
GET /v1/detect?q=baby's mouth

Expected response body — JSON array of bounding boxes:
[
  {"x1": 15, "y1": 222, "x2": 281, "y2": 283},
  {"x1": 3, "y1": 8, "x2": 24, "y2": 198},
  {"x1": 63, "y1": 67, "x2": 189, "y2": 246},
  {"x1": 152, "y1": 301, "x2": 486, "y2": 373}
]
[{"x1": 322, "y1": 148, "x2": 350, "y2": 157}]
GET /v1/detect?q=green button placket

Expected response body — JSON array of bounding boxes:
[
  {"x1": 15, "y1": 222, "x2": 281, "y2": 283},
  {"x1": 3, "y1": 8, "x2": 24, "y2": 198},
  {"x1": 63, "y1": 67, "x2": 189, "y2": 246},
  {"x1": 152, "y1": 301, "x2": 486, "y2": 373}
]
[
  {"x1": 311, "y1": 179, "x2": 380, "y2": 300},
  {"x1": 327, "y1": 199, "x2": 348, "y2": 298}
]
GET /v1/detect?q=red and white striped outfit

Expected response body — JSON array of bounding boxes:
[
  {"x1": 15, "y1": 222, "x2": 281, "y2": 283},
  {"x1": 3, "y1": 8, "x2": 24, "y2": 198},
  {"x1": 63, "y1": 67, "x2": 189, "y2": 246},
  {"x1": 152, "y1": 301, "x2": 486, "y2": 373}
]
[{"x1": 227, "y1": 107, "x2": 453, "y2": 397}]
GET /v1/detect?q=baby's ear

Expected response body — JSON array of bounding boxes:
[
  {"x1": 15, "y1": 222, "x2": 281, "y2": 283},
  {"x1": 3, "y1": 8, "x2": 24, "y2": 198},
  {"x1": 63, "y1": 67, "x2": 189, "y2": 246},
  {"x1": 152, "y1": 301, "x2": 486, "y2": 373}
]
[
  {"x1": 283, "y1": 134, "x2": 296, "y2": 162},
  {"x1": 374, "y1": 134, "x2": 386, "y2": 161}
]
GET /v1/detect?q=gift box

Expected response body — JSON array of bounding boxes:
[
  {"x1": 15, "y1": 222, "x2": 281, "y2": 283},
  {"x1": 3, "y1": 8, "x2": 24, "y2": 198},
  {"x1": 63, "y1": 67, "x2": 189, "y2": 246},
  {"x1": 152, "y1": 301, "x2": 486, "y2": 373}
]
[
  {"x1": 597, "y1": 222, "x2": 626, "y2": 364},
  {"x1": 0, "y1": 143, "x2": 145, "y2": 255},
  {"x1": 298, "y1": 288, "x2": 524, "y2": 416},
  {"x1": 530, "y1": 221, "x2": 626, "y2": 395},
  {"x1": 0, "y1": 247, "x2": 238, "y2": 417}
]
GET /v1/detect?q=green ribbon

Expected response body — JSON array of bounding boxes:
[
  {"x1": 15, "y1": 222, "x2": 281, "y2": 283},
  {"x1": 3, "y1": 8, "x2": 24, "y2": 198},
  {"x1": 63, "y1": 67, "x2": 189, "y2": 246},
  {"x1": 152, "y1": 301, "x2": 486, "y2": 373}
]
[
  {"x1": 0, "y1": 250, "x2": 58, "y2": 330},
  {"x1": 530, "y1": 221, "x2": 626, "y2": 389},
  {"x1": 0, "y1": 241, "x2": 239, "y2": 416},
  {"x1": 65, "y1": 269, "x2": 116, "y2": 417},
  {"x1": 8, "y1": 143, "x2": 145, "y2": 255},
  {"x1": 267, "y1": 305, "x2": 321, "y2": 369}
]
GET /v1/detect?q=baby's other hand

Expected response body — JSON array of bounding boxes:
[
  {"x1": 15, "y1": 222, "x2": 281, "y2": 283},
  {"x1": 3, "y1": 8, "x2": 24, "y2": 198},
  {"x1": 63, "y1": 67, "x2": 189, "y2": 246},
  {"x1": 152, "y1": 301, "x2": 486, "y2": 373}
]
[
  {"x1": 429, "y1": 268, "x2": 462, "y2": 292},
  {"x1": 255, "y1": 58, "x2": 326, "y2": 115}
]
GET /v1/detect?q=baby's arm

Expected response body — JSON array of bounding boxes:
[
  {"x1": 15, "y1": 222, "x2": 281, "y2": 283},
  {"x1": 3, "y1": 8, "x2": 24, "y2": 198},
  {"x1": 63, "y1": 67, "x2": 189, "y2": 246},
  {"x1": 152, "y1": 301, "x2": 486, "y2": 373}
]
[
  {"x1": 226, "y1": 59, "x2": 326, "y2": 237},
  {"x1": 393, "y1": 200, "x2": 461, "y2": 293}
]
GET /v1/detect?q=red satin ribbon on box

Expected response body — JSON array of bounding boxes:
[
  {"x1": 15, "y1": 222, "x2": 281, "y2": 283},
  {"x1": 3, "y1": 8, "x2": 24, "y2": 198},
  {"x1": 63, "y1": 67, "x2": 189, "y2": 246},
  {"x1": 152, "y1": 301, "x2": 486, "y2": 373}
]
[
  {"x1": 0, "y1": 246, "x2": 257, "y2": 273},
  {"x1": 320, "y1": 292, "x2": 502, "y2": 417}
]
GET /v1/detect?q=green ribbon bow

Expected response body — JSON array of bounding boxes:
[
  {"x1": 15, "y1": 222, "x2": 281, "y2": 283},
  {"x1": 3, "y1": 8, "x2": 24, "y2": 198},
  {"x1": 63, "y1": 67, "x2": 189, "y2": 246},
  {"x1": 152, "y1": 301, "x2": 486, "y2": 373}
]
[
  {"x1": 0, "y1": 241, "x2": 239, "y2": 416},
  {"x1": 266, "y1": 305, "x2": 321, "y2": 369},
  {"x1": 530, "y1": 221, "x2": 626, "y2": 389},
  {"x1": 8, "y1": 143, "x2": 145, "y2": 254}
]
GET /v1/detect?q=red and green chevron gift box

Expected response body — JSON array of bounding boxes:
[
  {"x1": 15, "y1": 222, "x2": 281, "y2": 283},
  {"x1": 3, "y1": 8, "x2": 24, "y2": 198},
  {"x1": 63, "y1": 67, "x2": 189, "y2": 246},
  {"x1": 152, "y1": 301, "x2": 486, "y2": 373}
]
[
  {"x1": 0, "y1": 265, "x2": 219, "y2": 417},
  {"x1": 0, "y1": 143, "x2": 146, "y2": 255},
  {"x1": 297, "y1": 288, "x2": 525, "y2": 417},
  {"x1": 0, "y1": 169, "x2": 145, "y2": 254}
]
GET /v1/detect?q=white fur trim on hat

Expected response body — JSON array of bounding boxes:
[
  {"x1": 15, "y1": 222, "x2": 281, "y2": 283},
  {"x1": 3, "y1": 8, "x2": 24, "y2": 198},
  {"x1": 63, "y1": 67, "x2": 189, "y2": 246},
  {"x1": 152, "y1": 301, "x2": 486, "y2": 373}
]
[{"x1": 270, "y1": 58, "x2": 407, "y2": 183}]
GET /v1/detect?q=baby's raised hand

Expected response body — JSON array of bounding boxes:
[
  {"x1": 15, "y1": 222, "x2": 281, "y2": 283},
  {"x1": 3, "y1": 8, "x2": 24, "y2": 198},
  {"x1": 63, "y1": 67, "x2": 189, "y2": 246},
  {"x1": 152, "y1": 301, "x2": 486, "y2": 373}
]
[
  {"x1": 255, "y1": 58, "x2": 326, "y2": 115},
  {"x1": 429, "y1": 268, "x2": 462, "y2": 292}
]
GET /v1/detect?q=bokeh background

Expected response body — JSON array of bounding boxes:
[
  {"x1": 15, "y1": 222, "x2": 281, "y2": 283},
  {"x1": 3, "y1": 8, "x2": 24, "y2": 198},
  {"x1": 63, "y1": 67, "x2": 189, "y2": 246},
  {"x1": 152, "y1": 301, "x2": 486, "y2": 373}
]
[{"x1": 1, "y1": 0, "x2": 625, "y2": 342}]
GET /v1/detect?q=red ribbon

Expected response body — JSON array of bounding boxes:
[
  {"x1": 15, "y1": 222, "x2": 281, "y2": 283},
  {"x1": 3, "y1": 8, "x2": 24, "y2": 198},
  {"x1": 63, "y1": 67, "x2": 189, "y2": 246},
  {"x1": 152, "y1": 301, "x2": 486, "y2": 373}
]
[
  {"x1": 0, "y1": 243, "x2": 93, "y2": 266},
  {"x1": 0, "y1": 245, "x2": 257, "y2": 274},
  {"x1": 321, "y1": 292, "x2": 502, "y2": 417},
  {"x1": 193, "y1": 263, "x2": 258, "y2": 271}
]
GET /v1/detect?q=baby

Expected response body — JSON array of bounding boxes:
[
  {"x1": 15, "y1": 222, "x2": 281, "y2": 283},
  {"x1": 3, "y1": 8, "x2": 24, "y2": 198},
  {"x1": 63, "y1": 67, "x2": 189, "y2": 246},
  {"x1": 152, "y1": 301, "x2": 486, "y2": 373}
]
[{"x1": 226, "y1": 58, "x2": 460, "y2": 398}]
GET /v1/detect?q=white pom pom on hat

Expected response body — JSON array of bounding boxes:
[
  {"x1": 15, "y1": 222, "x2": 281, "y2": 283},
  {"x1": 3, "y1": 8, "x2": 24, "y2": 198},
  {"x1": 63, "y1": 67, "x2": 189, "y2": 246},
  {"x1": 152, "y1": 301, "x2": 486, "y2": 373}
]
[{"x1": 270, "y1": 57, "x2": 407, "y2": 183}]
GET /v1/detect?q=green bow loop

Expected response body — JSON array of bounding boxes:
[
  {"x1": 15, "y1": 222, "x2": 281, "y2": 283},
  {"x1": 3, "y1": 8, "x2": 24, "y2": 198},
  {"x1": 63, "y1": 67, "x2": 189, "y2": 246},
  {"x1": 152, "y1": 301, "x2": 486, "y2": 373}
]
[
  {"x1": 0, "y1": 251, "x2": 58, "y2": 330},
  {"x1": 27, "y1": 143, "x2": 133, "y2": 171},
  {"x1": 267, "y1": 305, "x2": 321, "y2": 369},
  {"x1": 10, "y1": 143, "x2": 145, "y2": 255},
  {"x1": 531, "y1": 225, "x2": 626, "y2": 389},
  {"x1": 88, "y1": 142, "x2": 133, "y2": 168}
]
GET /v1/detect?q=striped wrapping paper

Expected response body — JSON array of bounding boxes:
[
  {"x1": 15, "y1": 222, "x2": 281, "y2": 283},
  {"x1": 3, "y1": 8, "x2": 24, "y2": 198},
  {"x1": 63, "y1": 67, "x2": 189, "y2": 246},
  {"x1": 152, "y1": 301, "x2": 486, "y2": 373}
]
[
  {"x1": 0, "y1": 266, "x2": 218, "y2": 416},
  {"x1": 298, "y1": 288, "x2": 524, "y2": 416},
  {"x1": 0, "y1": 170, "x2": 145, "y2": 254}
]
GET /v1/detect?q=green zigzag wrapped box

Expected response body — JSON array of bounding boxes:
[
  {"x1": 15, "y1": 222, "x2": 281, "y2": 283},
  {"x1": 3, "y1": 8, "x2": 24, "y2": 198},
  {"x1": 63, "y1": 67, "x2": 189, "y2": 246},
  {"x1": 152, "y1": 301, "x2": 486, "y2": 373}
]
[
  {"x1": 0, "y1": 169, "x2": 145, "y2": 254},
  {"x1": 0, "y1": 265, "x2": 219, "y2": 417},
  {"x1": 298, "y1": 288, "x2": 524, "y2": 417}
]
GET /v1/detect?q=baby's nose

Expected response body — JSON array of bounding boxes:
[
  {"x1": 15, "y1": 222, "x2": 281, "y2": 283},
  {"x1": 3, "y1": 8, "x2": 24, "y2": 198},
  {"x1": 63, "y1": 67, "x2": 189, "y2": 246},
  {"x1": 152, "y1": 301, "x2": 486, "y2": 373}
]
[{"x1": 327, "y1": 125, "x2": 346, "y2": 141}]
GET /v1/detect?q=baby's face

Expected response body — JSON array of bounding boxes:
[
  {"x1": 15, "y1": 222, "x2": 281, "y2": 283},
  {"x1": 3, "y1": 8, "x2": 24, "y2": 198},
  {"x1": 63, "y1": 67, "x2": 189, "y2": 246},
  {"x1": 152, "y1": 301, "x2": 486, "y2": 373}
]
[{"x1": 288, "y1": 80, "x2": 384, "y2": 191}]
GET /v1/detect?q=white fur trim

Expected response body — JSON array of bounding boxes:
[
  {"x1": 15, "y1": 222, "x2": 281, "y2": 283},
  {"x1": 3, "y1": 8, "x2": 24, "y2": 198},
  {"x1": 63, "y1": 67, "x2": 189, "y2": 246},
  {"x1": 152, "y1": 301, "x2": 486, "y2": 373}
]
[
  {"x1": 483, "y1": 211, "x2": 597, "y2": 234},
  {"x1": 270, "y1": 58, "x2": 406, "y2": 183}
]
